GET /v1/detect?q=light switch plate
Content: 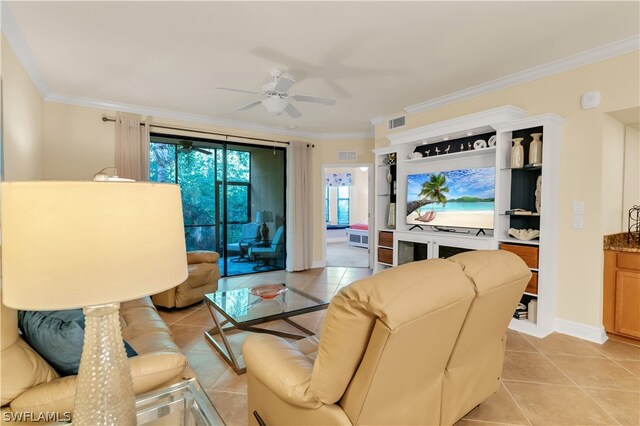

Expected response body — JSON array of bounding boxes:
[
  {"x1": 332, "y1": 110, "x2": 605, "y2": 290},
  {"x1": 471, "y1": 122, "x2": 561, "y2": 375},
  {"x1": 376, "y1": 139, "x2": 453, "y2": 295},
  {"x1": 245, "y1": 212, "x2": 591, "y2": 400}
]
[{"x1": 573, "y1": 201, "x2": 585, "y2": 214}]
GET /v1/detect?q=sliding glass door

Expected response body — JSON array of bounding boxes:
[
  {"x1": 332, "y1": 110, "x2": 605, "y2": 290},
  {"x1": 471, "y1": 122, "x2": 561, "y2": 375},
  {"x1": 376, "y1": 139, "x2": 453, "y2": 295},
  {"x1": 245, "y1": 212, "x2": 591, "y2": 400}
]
[{"x1": 149, "y1": 135, "x2": 286, "y2": 276}]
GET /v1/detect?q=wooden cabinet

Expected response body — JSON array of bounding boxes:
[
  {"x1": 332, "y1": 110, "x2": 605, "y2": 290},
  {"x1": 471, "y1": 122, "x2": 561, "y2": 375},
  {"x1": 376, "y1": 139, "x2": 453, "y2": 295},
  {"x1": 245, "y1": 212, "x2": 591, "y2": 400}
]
[
  {"x1": 499, "y1": 243, "x2": 539, "y2": 269},
  {"x1": 604, "y1": 250, "x2": 640, "y2": 340}
]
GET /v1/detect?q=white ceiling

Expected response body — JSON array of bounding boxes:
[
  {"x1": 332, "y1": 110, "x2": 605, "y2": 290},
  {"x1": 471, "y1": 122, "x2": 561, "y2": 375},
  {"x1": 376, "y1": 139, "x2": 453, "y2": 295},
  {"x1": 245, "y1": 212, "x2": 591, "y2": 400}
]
[{"x1": 5, "y1": 1, "x2": 640, "y2": 137}]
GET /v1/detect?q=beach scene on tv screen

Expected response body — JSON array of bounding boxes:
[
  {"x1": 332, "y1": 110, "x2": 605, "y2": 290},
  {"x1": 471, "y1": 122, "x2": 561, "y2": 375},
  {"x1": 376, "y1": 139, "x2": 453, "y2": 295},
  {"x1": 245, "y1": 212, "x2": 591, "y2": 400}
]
[{"x1": 406, "y1": 167, "x2": 495, "y2": 229}]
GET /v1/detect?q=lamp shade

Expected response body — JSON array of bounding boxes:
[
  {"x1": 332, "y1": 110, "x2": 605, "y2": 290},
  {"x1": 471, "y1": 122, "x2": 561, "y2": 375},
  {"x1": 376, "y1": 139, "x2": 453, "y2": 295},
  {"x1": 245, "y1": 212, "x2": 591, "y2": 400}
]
[
  {"x1": 1, "y1": 181, "x2": 188, "y2": 310},
  {"x1": 256, "y1": 210, "x2": 273, "y2": 223}
]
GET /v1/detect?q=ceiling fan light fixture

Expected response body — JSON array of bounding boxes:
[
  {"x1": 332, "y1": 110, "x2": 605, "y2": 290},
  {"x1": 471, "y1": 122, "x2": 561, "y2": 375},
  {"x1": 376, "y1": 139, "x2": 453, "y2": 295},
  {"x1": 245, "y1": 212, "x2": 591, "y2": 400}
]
[{"x1": 262, "y1": 96, "x2": 289, "y2": 116}]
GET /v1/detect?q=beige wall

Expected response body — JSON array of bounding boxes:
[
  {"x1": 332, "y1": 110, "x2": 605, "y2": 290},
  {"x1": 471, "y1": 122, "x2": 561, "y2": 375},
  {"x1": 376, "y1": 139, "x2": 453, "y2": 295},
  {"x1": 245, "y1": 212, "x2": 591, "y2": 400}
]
[
  {"x1": 622, "y1": 126, "x2": 639, "y2": 227},
  {"x1": 374, "y1": 52, "x2": 640, "y2": 329},
  {"x1": 1, "y1": 36, "x2": 43, "y2": 181},
  {"x1": 601, "y1": 114, "x2": 625, "y2": 234}
]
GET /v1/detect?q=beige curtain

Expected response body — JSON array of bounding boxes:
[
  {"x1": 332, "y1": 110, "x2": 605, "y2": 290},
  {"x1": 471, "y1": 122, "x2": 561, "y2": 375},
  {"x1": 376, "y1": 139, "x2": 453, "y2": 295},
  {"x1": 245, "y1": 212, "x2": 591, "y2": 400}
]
[
  {"x1": 115, "y1": 112, "x2": 150, "y2": 181},
  {"x1": 286, "y1": 141, "x2": 313, "y2": 271}
]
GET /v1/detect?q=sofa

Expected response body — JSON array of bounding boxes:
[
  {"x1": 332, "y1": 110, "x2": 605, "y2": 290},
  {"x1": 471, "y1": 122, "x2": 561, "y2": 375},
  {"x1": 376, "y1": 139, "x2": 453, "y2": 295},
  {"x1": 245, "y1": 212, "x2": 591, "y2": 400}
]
[
  {"x1": 152, "y1": 251, "x2": 220, "y2": 309},
  {"x1": 1, "y1": 294, "x2": 193, "y2": 420},
  {"x1": 243, "y1": 250, "x2": 531, "y2": 425}
]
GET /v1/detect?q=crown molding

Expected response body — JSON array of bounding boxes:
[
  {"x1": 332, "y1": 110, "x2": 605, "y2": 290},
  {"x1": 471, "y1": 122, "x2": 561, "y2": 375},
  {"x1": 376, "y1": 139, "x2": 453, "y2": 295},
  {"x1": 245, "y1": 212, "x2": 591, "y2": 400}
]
[
  {"x1": 46, "y1": 92, "x2": 372, "y2": 141},
  {"x1": 404, "y1": 35, "x2": 640, "y2": 115},
  {"x1": 1, "y1": 3, "x2": 51, "y2": 97},
  {"x1": 370, "y1": 116, "x2": 385, "y2": 126}
]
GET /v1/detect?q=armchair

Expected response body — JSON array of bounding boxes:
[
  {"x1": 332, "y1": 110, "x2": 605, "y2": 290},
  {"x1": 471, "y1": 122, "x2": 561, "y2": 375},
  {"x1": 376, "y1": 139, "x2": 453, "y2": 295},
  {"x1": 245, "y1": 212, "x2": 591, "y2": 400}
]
[
  {"x1": 227, "y1": 222, "x2": 260, "y2": 262},
  {"x1": 248, "y1": 225, "x2": 285, "y2": 271},
  {"x1": 243, "y1": 250, "x2": 531, "y2": 425},
  {"x1": 152, "y1": 251, "x2": 220, "y2": 309}
]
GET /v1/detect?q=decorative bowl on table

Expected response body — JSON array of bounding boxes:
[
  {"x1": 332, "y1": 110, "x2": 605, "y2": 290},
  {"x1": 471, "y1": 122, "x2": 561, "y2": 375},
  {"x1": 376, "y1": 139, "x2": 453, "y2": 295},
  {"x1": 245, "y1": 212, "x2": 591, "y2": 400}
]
[
  {"x1": 508, "y1": 228, "x2": 540, "y2": 241},
  {"x1": 249, "y1": 284, "x2": 288, "y2": 300}
]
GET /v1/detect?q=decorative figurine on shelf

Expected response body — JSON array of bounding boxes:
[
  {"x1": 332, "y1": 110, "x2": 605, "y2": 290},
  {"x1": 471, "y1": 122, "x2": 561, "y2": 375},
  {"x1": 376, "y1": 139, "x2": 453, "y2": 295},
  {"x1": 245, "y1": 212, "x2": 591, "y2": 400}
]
[
  {"x1": 535, "y1": 175, "x2": 542, "y2": 213},
  {"x1": 386, "y1": 168, "x2": 393, "y2": 184},
  {"x1": 468, "y1": 142, "x2": 472, "y2": 150},
  {"x1": 529, "y1": 133, "x2": 543, "y2": 165},
  {"x1": 511, "y1": 138, "x2": 524, "y2": 168},
  {"x1": 435, "y1": 147, "x2": 441, "y2": 155},
  {"x1": 425, "y1": 150, "x2": 430, "y2": 157},
  {"x1": 460, "y1": 143, "x2": 464, "y2": 151},
  {"x1": 388, "y1": 153, "x2": 397, "y2": 164},
  {"x1": 445, "y1": 145, "x2": 451, "y2": 154}
]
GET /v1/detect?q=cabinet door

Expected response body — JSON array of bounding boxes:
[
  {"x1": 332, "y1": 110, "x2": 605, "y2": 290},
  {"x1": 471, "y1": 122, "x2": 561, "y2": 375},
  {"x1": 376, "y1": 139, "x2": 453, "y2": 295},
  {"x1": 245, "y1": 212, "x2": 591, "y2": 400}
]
[{"x1": 614, "y1": 270, "x2": 640, "y2": 339}]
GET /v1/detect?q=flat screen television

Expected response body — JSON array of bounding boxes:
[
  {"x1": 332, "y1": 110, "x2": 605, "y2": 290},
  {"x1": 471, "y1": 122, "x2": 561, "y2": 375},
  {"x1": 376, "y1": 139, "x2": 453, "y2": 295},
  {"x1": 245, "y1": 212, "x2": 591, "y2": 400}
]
[{"x1": 406, "y1": 166, "x2": 495, "y2": 230}]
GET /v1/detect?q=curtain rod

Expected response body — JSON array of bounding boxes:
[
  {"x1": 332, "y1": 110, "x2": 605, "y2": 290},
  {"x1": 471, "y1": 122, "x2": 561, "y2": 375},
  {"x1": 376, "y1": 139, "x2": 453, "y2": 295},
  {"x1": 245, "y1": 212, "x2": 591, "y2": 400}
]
[{"x1": 101, "y1": 115, "x2": 315, "y2": 148}]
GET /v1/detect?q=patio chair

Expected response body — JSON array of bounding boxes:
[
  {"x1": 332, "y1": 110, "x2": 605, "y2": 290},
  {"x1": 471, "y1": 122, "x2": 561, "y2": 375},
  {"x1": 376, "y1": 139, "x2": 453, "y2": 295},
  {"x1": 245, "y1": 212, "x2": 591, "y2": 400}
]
[
  {"x1": 249, "y1": 225, "x2": 285, "y2": 271},
  {"x1": 227, "y1": 222, "x2": 260, "y2": 262}
]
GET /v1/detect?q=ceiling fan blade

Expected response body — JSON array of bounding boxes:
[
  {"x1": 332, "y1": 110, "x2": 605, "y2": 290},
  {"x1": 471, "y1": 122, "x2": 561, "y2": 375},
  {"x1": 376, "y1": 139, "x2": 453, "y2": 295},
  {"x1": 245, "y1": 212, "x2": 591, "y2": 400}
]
[
  {"x1": 193, "y1": 147, "x2": 212, "y2": 155},
  {"x1": 235, "y1": 100, "x2": 262, "y2": 112},
  {"x1": 273, "y1": 75, "x2": 296, "y2": 93},
  {"x1": 285, "y1": 103, "x2": 302, "y2": 119},
  {"x1": 290, "y1": 94, "x2": 336, "y2": 106},
  {"x1": 215, "y1": 87, "x2": 261, "y2": 95}
]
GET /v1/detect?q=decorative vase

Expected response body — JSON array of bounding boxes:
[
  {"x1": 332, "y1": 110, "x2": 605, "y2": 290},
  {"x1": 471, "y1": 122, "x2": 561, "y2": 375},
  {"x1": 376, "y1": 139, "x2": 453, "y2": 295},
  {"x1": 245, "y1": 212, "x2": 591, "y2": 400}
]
[
  {"x1": 387, "y1": 203, "x2": 396, "y2": 229},
  {"x1": 529, "y1": 133, "x2": 543, "y2": 165},
  {"x1": 511, "y1": 138, "x2": 524, "y2": 168},
  {"x1": 386, "y1": 168, "x2": 392, "y2": 184}
]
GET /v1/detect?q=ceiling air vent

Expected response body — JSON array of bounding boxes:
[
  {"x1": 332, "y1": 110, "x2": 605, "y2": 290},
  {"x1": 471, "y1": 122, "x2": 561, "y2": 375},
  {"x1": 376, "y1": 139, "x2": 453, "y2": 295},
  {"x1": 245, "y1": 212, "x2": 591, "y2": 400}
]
[
  {"x1": 388, "y1": 115, "x2": 406, "y2": 130},
  {"x1": 338, "y1": 151, "x2": 357, "y2": 161}
]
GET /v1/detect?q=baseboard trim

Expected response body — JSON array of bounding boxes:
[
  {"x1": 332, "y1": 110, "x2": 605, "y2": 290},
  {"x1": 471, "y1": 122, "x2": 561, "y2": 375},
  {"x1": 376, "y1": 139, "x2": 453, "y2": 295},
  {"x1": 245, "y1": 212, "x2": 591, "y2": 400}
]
[
  {"x1": 311, "y1": 260, "x2": 326, "y2": 269},
  {"x1": 553, "y1": 318, "x2": 608, "y2": 344}
]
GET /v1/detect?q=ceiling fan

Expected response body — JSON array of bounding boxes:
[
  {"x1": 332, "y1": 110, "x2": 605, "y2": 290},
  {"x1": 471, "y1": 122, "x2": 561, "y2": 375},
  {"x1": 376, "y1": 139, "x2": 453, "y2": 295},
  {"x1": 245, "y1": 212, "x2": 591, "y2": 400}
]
[
  {"x1": 178, "y1": 140, "x2": 211, "y2": 155},
  {"x1": 216, "y1": 69, "x2": 336, "y2": 118}
]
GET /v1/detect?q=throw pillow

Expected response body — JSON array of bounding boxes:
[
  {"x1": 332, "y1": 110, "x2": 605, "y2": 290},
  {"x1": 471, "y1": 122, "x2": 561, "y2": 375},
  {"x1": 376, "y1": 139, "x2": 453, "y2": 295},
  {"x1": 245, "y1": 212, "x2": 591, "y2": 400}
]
[{"x1": 18, "y1": 309, "x2": 137, "y2": 376}]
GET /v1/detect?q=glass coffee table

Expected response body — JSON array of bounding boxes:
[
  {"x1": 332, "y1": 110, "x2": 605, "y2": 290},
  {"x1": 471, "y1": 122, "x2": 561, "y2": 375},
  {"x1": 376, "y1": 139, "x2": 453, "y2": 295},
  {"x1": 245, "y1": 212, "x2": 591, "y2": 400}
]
[{"x1": 204, "y1": 284, "x2": 329, "y2": 374}]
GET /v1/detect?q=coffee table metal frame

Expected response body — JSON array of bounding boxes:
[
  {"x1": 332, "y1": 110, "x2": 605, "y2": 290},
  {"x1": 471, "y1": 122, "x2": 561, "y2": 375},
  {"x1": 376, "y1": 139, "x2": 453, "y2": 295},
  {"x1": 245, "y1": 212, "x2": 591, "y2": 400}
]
[{"x1": 204, "y1": 286, "x2": 328, "y2": 374}]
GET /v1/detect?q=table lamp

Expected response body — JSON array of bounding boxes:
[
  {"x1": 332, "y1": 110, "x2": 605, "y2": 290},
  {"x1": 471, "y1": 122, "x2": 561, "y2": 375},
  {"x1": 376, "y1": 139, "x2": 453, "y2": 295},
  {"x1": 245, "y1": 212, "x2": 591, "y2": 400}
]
[
  {"x1": 1, "y1": 181, "x2": 188, "y2": 425},
  {"x1": 256, "y1": 210, "x2": 273, "y2": 241}
]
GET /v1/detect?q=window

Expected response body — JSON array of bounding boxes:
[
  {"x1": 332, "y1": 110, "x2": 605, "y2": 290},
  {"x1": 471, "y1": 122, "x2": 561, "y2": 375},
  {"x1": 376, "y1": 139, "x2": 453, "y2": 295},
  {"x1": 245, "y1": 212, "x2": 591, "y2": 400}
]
[
  {"x1": 150, "y1": 136, "x2": 287, "y2": 277},
  {"x1": 149, "y1": 140, "x2": 251, "y2": 254},
  {"x1": 337, "y1": 186, "x2": 350, "y2": 225},
  {"x1": 325, "y1": 187, "x2": 330, "y2": 222}
]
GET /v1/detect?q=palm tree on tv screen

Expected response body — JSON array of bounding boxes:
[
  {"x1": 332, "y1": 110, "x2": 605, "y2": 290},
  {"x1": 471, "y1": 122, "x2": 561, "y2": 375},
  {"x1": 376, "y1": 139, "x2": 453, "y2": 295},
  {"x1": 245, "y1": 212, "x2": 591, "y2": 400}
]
[{"x1": 419, "y1": 173, "x2": 449, "y2": 212}]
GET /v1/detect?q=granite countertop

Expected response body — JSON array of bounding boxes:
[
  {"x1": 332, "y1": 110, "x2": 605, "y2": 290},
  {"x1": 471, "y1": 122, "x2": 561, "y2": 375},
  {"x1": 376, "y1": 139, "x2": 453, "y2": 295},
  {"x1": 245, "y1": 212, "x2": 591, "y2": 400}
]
[{"x1": 604, "y1": 232, "x2": 640, "y2": 252}]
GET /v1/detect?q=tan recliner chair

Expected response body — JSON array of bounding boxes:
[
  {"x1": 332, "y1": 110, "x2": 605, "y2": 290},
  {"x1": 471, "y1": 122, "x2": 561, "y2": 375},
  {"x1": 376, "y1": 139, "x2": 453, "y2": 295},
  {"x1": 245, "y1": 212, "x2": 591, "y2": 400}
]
[
  {"x1": 152, "y1": 251, "x2": 220, "y2": 308},
  {"x1": 243, "y1": 250, "x2": 531, "y2": 425}
]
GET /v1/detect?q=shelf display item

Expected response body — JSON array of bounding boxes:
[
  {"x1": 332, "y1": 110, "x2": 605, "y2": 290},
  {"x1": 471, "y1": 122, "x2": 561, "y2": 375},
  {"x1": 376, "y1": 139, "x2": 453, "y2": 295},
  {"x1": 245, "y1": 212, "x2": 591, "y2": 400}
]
[
  {"x1": 511, "y1": 138, "x2": 524, "y2": 168},
  {"x1": 529, "y1": 133, "x2": 543, "y2": 165},
  {"x1": 528, "y1": 299, "x2": 538, "y2": 323},
  {"x1": 535, "y1": 175, "x2": 542, "y2": 213},
  {"x1": 508, "y1": 228, "x2": 540, "y2": 241},
  {"x1": 386, "y1": 168, "x2": 393, "y2": 183},
  {"x1": 388, "y1": 203, "x2": 396, "y2": 229},
  {"x1": 488, "y1": 135, "x2": 496, "y2": 147},
  {"x1": 473, "y1": 139, "x2": 487, "y2": 149}
]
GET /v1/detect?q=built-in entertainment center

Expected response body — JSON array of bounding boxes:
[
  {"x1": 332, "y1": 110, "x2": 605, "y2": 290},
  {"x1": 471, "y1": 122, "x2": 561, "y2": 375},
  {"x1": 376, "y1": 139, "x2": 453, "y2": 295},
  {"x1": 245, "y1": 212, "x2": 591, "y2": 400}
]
[{"x1": 374, "y1": 106, "x2": 563, "y2": 338}]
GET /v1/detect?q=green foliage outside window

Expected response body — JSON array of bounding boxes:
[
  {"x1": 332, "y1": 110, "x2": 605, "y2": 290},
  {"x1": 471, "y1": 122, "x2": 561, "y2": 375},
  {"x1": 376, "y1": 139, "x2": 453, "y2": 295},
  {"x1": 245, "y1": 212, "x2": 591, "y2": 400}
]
[{"x1": 149, "y1": 141, "x2": 251, "y2": 252}]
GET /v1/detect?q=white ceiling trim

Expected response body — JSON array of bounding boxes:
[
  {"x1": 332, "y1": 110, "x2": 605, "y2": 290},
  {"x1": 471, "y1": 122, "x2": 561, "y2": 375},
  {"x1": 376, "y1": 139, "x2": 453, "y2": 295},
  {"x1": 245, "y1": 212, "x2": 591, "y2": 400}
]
[
  {"x1": 1, "y1": 4, "x2": 372, "y2": 142},
  {"x1": 1, "y1": 3, "x2": 50, "y2": 96},
  {"x1": 403, "y1": 35, "x2": 640, "y2": 115},
  {"x1": 370, "y1": 116, "x2": 385, "y2": 126}
]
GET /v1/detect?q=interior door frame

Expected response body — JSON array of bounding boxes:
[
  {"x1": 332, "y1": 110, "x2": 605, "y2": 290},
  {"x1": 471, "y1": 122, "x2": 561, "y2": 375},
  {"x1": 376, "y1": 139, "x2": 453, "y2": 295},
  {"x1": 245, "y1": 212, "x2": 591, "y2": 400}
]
[{"x1": 320, "y1": 162, "x2": 374, "y2": 268}]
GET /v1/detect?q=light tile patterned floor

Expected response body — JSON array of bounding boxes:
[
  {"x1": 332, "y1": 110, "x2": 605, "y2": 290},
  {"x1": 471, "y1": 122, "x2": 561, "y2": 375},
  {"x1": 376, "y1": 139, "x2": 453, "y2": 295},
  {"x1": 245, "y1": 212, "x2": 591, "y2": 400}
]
[{"x1": 159, "y1": 267, "x2": 640, "y2": 426}]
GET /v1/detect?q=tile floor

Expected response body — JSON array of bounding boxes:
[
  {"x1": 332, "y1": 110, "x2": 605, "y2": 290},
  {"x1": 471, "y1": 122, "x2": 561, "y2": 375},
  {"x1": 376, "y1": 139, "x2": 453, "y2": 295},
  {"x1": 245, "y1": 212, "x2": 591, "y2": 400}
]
[{"x1": 158, "y1": 267, "x2": 640, "y2": 426}]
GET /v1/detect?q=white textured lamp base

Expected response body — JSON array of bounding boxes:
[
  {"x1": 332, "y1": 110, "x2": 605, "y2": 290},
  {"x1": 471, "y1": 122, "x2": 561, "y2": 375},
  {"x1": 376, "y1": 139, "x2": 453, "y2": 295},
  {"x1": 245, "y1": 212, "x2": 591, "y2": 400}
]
[{"x1": 74, "y1": 303, "x2": 136, "y2": 426}]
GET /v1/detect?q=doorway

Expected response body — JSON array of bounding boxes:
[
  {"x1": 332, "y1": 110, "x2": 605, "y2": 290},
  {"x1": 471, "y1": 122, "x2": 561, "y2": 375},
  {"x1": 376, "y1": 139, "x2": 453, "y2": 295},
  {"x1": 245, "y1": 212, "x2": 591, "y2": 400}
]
[{"x1": 322, "y1": 164, "x2": 373, "y2": 268}]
